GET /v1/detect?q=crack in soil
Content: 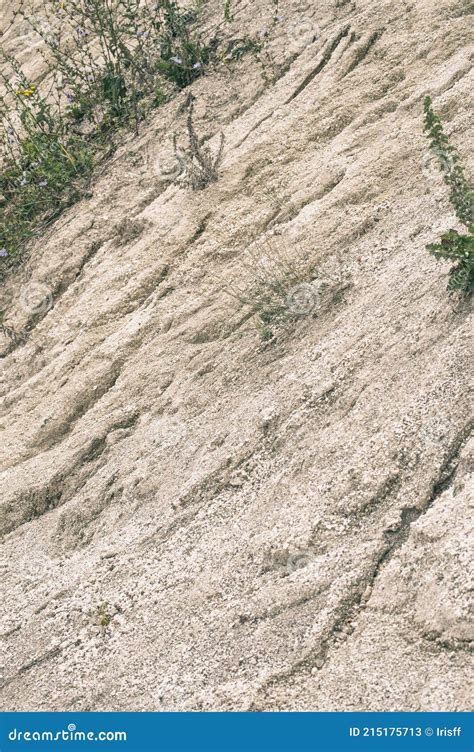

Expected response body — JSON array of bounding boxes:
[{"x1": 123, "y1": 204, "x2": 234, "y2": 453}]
[
  {"x1": 248, "y1": 420, "x2": 473, "y2": 707},
  {"x1": 285, "y1": 24, "x2": 351, "y2": 104},
  {"x1": 371, "y1": 418, "x2": 473, "y2": 579}
]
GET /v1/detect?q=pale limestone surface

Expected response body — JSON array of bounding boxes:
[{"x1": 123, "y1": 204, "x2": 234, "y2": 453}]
[{"x1": 0, "y1": 0, "x2": 473, "y2": 711}]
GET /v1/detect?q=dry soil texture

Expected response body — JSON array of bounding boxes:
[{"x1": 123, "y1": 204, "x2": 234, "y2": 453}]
[{"x1": 0, "y1": 0, "x2": 473, "y2": 711}]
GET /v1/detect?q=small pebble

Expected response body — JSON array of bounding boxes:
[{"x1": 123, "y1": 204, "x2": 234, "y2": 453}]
[{"x1": 361, "y1": 585, "x2": 372, "y2": 602}]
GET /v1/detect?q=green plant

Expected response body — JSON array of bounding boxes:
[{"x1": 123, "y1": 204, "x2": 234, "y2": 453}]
[
  {"x1": 0, "y1": 0, "x2": 217, "y2": 275},
  {"x1": 224, "y1": 0, "x2": 234, "y2": 23},
  {"x1": 423, "y1": 96, "x2": 474, "y2": 294},
  {"x1": 18, "y1": 0, "x2": 212, "y2": 128},
  {"x1": 0, "y1": 57, "x2": 94, "y2": 269},
  {"x1": 0, "y1": 0, "x2": 265, "y2": 277},
  {"x1": 220, "y1": 37, "x2": 262, "y2": 64},
  {"x1": 255, "y1": 316, "x2": 274, "y2": 342},
  {"x1": 96, "y1": 602, "x2": 112, "y2": 631},
  {"x1": 224, "y1": 238, "x2": 347, "y2": 338},
  {"x1": 224, "y1": 238, "x2": 319, "y2": 334},
  {"x1": 155, "y1": 1, "x2": 217, "y2": 90}
]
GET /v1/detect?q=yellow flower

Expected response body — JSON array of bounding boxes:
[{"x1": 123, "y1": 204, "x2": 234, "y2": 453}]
[{"x1": 16, "y1": 84, "x2": 36, "y2": 97}]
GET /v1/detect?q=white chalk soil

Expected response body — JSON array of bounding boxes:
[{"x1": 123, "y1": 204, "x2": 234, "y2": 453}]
[{"x1": 0, "y1": 0, "x2": 472, "y2": 711}]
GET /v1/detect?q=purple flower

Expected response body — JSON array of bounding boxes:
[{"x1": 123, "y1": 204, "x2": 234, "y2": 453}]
[
  {"x1": 38, "y1": 179, "x2": 48, "y2": 187},
  {"x1": 0, "y1": 248, "x2": 8, "y2": 257}
]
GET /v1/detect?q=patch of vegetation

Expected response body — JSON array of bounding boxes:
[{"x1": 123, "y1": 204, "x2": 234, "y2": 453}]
[
  {"x1": 0, "y1": 0, "x2": 217, "y2": 276},
  {"x1": 255, "y1": 316, "x2": 274, "y2": 342},
  {"x1": 0, "y1": 60, "x2": 94, "y2": 273},
  {"x1": 224, "y1": 0, "x2": 234, "y2": 23},
  {"x1": 224, "y1": 238, "x2": 342, "y2": 339},
  {"x1": 220, "y1": 37, "x2": 262, "y2": 64},
  {"x1": 22, "y1": 0, "x2": 212, "y2": 122},
  {"x1": 173, "y1": 94, "x2": 224, "y2": 190},
  {"x1": 423, "y1": 96, "x2": 473, "y2": 294},
  {"x1": 96, "y1": 602, "x2": 112, "y2": 631},
  {"x1": 0, "y1": 0, "x2": 296, "y2": 279},
  {"x1": 154, "y1": 2, "x2": 217, "y2": 90}
]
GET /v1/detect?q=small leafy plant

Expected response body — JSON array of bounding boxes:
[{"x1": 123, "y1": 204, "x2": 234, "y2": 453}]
[
  {"x1": 224, "y1": 1, "x2": 234, "y2": 23},
  {"x1": 423, "y1": 96, "x2": 473, "y2": 294},
  {"x1": 154, "y1": 2, "x2": 216, "y2": 90},
  {"x1": 96, "y1": 602, "x2": 112, "y2": 632}
]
